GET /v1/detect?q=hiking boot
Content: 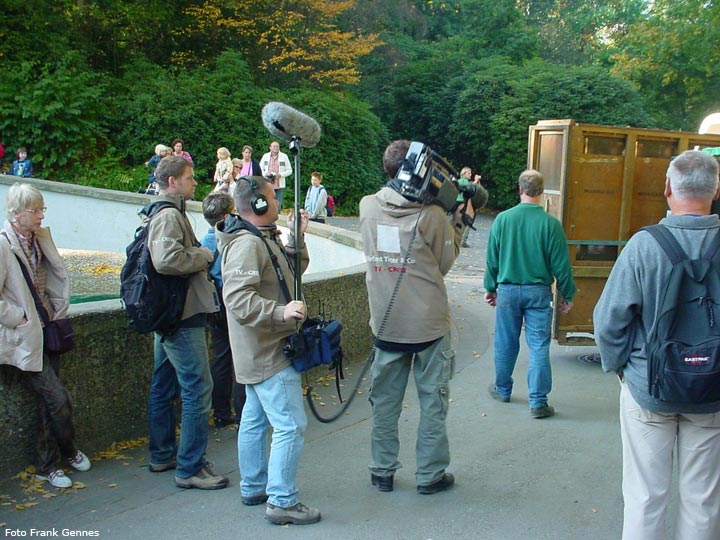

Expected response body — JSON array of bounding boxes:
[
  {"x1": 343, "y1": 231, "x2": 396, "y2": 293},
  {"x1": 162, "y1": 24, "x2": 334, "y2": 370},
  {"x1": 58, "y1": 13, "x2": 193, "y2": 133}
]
[
  {"x1": 531, "y1": 404, "x2": 555, "y2": 419},
  {"x1": 266, "y1": 502, "x2": 321, "y2": 525},
  {"x1": 242, "y1": 493, "x2": 269, "y2": 506},
  {"x1": 68, "y1": 450, "x2": 91, "y2": 472},
  {"x1": 371, "y1": 473, "x2": 394, "y2": 492},
  {"x1": 488, "y1": 383, "x2": 510, "y2": 403},
  {"x1": 36, "y1": 468, "x2": 72, "y2": 489},
  {"x1": 461, "y1": 242, "x2": 470, "y2": 248},
  {"x1": 417, "y1": 473, "x2": 455, "y2": 495},
  {"x1": 149, "y1": 459, "x2": 177, "y2": 473},
  {"x1": 175, "y1": 462, "x2": 229, "y2": 490}
]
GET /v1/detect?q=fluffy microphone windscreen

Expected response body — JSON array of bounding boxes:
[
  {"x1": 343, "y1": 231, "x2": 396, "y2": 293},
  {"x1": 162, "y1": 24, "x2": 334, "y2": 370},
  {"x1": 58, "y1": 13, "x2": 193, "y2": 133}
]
[{"x1": 261, "y1": 102, "x2": 321, "y2": 148}]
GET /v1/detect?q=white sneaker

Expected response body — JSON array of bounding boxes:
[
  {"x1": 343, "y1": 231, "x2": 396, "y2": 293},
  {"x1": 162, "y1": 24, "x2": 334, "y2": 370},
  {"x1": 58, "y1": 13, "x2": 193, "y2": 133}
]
[
  {"x1": 69, "y1": 450, "x2": 91, "y2": 472},
  {"x1": 36, "y1": 468, "x2": 72, "y2": 488}
]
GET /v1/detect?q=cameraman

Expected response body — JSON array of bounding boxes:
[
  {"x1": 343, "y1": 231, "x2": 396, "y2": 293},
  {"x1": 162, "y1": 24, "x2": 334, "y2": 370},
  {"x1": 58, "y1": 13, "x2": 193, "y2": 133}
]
[{"x1": 359, "y1": 139, "x2": 474, "y2": 495}]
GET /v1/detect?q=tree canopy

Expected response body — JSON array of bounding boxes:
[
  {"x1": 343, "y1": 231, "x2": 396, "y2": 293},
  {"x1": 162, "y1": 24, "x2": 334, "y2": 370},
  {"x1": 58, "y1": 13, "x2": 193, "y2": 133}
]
[{"x1": 0, "y1": 0, "x2": 715, "y2": 211}]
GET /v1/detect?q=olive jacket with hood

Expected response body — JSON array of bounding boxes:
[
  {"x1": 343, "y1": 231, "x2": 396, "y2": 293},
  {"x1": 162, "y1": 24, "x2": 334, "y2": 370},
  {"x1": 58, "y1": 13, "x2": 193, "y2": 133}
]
[
  {"x1": 216, "y1": 214, "x2": 309, "y2": 384},
  {"x1": 359, "y1": 186, "x2": 462, "y2": 345},
  {"x1": 0, "y1": 220, "x2": 69, "y2": 372},
  {"x1": 145, "y1": 194, "x2": 218, "y2": 322}
]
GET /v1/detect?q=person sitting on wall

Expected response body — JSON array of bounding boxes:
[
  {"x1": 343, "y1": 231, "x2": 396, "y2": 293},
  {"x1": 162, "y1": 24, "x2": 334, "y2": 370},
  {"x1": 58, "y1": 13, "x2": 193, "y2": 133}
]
[{"x1": 0, "y1": 183, "x2": 91, "y2": 488}]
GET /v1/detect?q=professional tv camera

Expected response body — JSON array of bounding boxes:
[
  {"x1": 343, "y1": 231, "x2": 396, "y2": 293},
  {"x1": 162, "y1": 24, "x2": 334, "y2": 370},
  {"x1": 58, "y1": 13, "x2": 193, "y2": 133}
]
[{"x1": 394, "y1": 142, "x2": 484, "y2": 221}]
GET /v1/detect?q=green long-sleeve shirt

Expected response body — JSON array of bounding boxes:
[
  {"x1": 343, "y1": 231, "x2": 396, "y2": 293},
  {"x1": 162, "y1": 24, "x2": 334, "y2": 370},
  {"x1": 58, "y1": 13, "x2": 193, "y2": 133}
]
[{"x1": 484, "y1": 203, "x2": 576, "y2": 301}]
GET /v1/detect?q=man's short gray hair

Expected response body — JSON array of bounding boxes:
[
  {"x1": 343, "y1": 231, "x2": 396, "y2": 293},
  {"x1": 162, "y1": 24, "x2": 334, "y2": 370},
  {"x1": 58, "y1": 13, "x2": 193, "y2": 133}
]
[
  {"x1": 667, "y1": 150, "x2": 719, "y2": 201},
  {"x1": 155, "y1": 155, "x2": 191, "y2": 189},
  {"x1": 5, "y1": 183, "x2": 44, "y2": 219},
  {"x1": 518, "y1": 169, "x2": 544, "y2": 197}
]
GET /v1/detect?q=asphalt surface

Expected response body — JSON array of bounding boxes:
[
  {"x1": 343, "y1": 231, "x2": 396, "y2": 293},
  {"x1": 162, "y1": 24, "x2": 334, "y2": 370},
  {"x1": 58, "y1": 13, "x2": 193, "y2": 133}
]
[{"x1": 1, "y1": 214, "x2": 658, "y2": 540}]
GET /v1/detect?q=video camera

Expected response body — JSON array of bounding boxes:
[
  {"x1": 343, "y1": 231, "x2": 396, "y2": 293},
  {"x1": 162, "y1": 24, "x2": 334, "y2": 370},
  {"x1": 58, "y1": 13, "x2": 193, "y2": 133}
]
[{"x1": 394, "y1": 142, "x2": 483, "y2": 219}]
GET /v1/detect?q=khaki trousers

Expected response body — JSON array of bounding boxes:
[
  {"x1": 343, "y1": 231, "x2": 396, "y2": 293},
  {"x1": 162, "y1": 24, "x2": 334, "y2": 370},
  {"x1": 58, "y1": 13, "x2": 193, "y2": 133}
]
[
  {"x1": 619, "y1": 383, "x2": 720, "y2": 540},
  {"x1": 368, "y1": 335, "x2": 455, "y2": 485}
]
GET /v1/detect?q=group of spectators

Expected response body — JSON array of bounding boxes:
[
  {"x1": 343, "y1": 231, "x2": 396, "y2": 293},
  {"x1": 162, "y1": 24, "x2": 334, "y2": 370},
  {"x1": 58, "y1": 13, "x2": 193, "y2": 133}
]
[
  {"x1": 144, "y1": 140, "x2": 294, "y2": 208},
  {"x1": 2, "y1": 137, "x2": 717, "y2": 537}
]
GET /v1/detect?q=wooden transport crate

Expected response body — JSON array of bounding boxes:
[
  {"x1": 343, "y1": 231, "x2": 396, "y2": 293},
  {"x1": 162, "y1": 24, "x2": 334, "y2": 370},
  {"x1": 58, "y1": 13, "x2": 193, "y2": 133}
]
[{"x1": 527, "y1": 120, "x2": 720, "y2": 344}]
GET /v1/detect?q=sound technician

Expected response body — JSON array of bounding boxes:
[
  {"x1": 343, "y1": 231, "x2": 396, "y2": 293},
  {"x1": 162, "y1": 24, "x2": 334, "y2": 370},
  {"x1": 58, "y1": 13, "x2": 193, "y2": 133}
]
[
  {"x1": 216, "y1": 176, "x2": 320, "y2": 526},
  {"x1": 359, "y1": 139, "x2": 474, "y2": 495}
]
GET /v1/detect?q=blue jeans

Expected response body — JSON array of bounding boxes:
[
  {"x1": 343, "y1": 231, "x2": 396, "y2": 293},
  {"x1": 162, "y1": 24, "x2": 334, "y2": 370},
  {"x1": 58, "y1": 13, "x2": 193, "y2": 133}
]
[
  {"x1": 148, "y1": 327, "x2": 213, "y2": 478},
  {"x1": 493, "y1": 284, "x2": 553, "y2": 408},
  {"x1": 238, "y1": 365, "x2": 307, "y2": 508}
]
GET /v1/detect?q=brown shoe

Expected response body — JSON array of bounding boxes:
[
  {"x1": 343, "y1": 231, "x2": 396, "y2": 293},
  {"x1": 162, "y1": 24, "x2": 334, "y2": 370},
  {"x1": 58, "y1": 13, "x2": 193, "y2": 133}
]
[
  {"x1": 175, "y1": 463, "x2": 229, "y2": 490},
  {"x1": 266, "y1": 502, "x2": 321, "y2": 525}
]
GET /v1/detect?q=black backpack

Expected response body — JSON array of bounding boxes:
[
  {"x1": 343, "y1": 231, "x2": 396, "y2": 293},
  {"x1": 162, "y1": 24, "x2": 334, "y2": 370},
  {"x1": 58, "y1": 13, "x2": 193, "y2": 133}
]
[
  {"x1": 642, "y1": 224, "x2": 720, "y2": 403},
  {"x1": 120, "y1": 201, "x2": 189, "y2": 334}
]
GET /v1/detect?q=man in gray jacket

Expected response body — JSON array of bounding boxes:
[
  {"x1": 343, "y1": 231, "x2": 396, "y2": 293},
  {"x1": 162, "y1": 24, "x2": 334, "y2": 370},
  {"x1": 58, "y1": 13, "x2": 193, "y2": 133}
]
[
  {"x1": 359, "y1": 140, "x2": 475, "y2": 495},
  {"x1": 594, "y1": 150, "x2": 720, "y2": 540},
  {"x1": 217, "y1": 176, "x2": 320, "y2": 526},
  {"x1": 145, "y1": 155, "x2": 227, "y2": 490}
]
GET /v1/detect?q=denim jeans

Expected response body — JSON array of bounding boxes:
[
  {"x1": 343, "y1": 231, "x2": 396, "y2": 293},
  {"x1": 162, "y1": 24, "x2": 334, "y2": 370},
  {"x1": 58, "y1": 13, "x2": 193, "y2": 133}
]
[
  {"x1": 148, "y1": 327, "x2": 213, "y2": 478},
  {"x1": 238, "y1": 365, "x2": 307, "y2": 508},
  {"x1": 493, "y1": 284, "x2": 553, "y2": 408},
  {"x1": 24, "y1": 354, "x2": 77, "y2": 473},
  {"x1": 369, "y1": 335, "x2": 455, "y2": 485}
]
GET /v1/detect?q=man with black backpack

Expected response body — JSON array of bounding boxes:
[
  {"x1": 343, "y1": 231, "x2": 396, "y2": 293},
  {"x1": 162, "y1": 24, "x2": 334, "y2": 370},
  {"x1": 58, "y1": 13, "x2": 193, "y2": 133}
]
[
  {"x1": 143, "y1": 155, "x2": 227, "y2": 490},
  {"x1": 594, "y1": 150, "x2": 720, "y2": 540}
]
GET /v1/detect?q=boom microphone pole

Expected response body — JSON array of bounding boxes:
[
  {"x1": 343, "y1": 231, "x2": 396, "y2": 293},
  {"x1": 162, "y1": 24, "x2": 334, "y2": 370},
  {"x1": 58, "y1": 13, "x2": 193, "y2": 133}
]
[
  {"x1": 261, "y1": 102, "x2": 322, "y2": 298},
  {"x1": 289, "y1": 136, "x2": 302, "y2": 299}
]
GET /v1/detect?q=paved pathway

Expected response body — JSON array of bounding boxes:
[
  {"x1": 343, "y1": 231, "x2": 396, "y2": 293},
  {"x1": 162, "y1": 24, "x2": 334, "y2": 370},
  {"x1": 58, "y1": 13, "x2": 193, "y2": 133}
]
[{"x1": 1, "y1": 214, "x2": 658, "y2": 540}]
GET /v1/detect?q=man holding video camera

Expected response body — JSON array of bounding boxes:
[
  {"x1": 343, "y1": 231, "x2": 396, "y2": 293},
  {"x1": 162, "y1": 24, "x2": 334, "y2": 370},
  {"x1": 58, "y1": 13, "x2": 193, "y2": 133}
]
[{"x1": 359, "y1": 139, "x2": 475, "y2": 495}]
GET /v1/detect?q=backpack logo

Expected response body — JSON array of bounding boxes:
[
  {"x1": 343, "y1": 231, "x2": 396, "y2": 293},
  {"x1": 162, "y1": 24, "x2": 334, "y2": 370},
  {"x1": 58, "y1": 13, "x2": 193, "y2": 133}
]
[
  {"x1": 642, "y1": 225, "x2": 720, "y2": 404},
  {"x1": 120, "y1": 202, "x2": 189, "y2": 334},
  {"x1": 682, "y1": 354, "x2": 711, "y2": 366}
]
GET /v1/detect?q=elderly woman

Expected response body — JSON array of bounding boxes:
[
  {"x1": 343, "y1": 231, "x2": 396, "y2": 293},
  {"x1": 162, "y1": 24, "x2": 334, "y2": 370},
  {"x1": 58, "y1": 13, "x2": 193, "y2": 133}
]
[{"x1": 0, "y1": 183, "x2": 90, "y2": 488}]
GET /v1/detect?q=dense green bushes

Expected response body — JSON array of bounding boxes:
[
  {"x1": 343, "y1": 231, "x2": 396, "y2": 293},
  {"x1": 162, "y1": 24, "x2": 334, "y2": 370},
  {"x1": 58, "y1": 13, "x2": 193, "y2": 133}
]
[
  {"x1": 1, "y1": 51, "x2": 388, "y2": 214},
  {"x1": 0, "y1": 55, "x2": 108, "y2": 179},
  {"x1": 365, "y1": 53, "x2": 652, "y2": 209},
  {"x1": 110, "y1": 51, "x2": 388, "y2": 212}
]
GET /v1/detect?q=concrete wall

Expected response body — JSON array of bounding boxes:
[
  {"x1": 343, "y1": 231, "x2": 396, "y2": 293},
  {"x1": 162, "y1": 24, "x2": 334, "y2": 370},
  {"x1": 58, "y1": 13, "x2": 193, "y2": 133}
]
[{"x1": 0, "y1": 175, "x2": 364, "y2": 274}]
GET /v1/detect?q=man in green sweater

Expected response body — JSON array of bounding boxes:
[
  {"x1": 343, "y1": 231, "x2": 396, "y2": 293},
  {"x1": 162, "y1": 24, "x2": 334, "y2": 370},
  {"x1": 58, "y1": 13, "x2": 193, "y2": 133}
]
[{"x1": 484, "y1": 169, "x2": 575, "y2": 418}]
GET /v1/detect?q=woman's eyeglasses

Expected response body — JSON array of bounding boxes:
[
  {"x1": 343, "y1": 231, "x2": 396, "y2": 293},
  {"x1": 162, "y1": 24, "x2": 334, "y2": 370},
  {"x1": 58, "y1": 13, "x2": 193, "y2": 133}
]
[{"x1": 25, "y1": 207, "x2": 47, "y2": 214}]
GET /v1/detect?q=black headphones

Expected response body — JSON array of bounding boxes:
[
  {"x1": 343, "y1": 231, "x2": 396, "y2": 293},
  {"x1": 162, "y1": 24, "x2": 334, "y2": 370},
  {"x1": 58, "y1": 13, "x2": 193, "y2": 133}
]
[{"x1": 241, "y1": 176, "x2": 269, "y2": 215}]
